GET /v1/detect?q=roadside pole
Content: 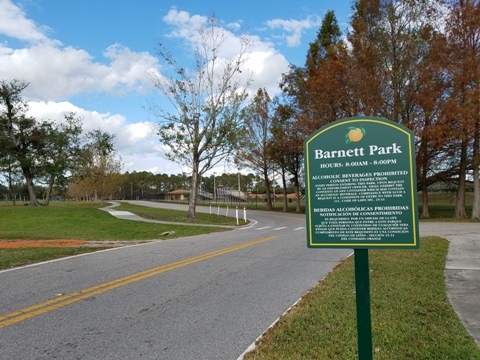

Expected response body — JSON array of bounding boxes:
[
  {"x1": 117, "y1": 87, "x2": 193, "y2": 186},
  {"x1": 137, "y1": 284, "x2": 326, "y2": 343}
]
[
  {"x1": 304, "y1": 117, "x2": 419, "y2": 359},
  {"x1": 354, "y1": 249, "x2": 373, "y2": 359}
]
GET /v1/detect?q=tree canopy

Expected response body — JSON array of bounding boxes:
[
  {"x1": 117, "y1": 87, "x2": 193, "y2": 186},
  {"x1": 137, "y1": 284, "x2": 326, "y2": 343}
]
[
  {"x1": 148, "y1": 14, "x2": 252, "y2": 218},
  {"x1": 1, "y1": 1, "x2": 479, "y2": 219}
]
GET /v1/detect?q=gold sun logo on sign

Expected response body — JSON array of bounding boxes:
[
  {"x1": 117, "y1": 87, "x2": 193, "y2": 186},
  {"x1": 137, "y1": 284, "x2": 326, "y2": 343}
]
[{"x1": 345, "y1": 126, "x2": 366, "y2": 143}]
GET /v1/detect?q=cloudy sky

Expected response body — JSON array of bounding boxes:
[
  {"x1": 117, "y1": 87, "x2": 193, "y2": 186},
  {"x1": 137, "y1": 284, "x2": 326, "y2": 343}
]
[{"x1": 1, "y1": 0, "x2": 352, "y2": 175}]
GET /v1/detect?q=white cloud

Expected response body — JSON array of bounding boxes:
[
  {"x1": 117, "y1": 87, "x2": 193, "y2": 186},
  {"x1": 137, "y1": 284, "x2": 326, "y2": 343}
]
[
  {"x1": 161, "y1": 7, "x2": 290, "y2": 97},
  {"x1": 163, "y1": 7, "x2": 207, "y2": 42},
  {"x1": 244, "y1": 50, "x2": 289, "y2": 95},
  {"x1": 0, "y1": 1, "x2": 160, "y2": 101},
  {"x1": 26, "y1": 100, "x2": 177, "y2": 173},
  {"x1": 0, "y1": 42, "x2": 159, "y2": 101},
  {"x1": 0, "y1": 2, "x2": 296, "y2": 174},
  {"x1": 0, "y1": 0, "x2": 54, "y2": 44},
  {"x1": 266, "y1": 16, "x2": 322, "y2": 47},
  {"x1": 27, "y1": 100, "x2": 152, "y2": 150}
]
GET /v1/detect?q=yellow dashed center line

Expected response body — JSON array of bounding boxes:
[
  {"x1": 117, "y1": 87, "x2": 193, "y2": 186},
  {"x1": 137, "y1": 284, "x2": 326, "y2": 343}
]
[{"x1": 0, "y1": 235, "x2": 277, "y2": 329}]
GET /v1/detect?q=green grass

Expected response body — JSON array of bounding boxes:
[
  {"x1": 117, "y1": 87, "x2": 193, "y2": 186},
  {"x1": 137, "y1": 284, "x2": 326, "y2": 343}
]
[
  {"x1": 0, "y1": 247, "x2": 109, "y2": 269},
  {"x1": 244, "y1": 237, "x2": 480, "y2": 360},
  {"x1": 418, "y1": 191, "x2": 477, "y2": 220},
  {"x1": 0, "y1": 201, "x2": 234, "y2": 269},
  {"x1": 0, "y1": 201, "x2": 230, "y2": 241},
  {"x1": 116, "y1": 202, "x2": 240, "y2": 226}
]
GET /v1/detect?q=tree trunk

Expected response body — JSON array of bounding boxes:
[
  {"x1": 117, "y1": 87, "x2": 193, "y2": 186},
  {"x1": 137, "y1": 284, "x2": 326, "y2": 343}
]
[
  {"x1": 22, "y1": 167, "x2": 38, "y2": 206},
  {"x1": 421, "y1": 190, "x2": 429, "y2": 219},
  {"x1": 281, "y1": 168, "x2": 288, "y2": 212},
  {"x1": 7, "y1": 171, "x2": 16, "y2": 206},
  {"x1": 454, "y1": 138, "x2": 468, "y2": 218},
  {"x1": 187, "y1": 160, "x2": 199, "y2": 219},
  {"x1": 44, "y1": 174, "x2": 55, "y2": 206},
  {"x1": 293, "y1": 172, "x2": 301, "y2": 213},
  {"x1": 264, "y1": 168, "x2": 273, "y2": 211},
  {"x1": 472, "y1": 119, "x2": 480, "y2": 219},
  {"x1": 419, "y1": 136, "x2": 430, "y2": 219}
]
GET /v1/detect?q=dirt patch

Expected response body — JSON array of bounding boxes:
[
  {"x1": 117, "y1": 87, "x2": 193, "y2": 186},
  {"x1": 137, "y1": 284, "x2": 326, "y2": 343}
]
[{"x1": 0, "y1": 239, "x2": 87, "y2": 248}]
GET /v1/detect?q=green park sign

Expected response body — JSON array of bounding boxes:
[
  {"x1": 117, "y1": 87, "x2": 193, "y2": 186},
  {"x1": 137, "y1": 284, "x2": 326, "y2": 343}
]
[{"x1": 304, "y1": 117, "x2": 419, "y2": 249}]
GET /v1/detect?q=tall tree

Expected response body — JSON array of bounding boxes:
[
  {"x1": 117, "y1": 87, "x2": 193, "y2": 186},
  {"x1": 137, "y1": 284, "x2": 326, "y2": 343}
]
[
  {"x1": 347, "y1": 0, "x2": 384, "y2": 116},
  {"x1": 237, "y1": 88, "x2": 275, "y2": 210},
  {"x1": 73, "y1": 130, "x2": 122, "y2": 204},
  {"x1": 0, "y1": 154, "x2": 23, "y2": 205},
  {"x1": 40, "y1": 113, "x2": 83, "y2": 205},
  {"x1": 348, "y1": 0, "x2": 441, "y2": 125},
  {"x1": 0, "y1": 79, "x2": 43, "y2": 205},
  {"x1": 411, "y1": 15, "x2": 452, "y2": 217},
  {"x1": 347, "y1": 0, "x2": 458, "y2": 217},
  {"x1": 270, "y1": 103, "x2": 304, "y2": 213},
  {"x1": 281, "y1": 10, "x2": 350, "y2": 135},
  {"x1": 148, "y1": 14, "x2": 251, "y2": 219},
  {"x1": 445, "y1": 0, "x2": 480, "y2": 218}
]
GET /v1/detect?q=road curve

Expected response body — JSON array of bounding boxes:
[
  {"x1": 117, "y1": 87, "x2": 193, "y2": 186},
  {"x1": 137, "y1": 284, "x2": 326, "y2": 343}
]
[{"x1": 0, "y1": 201, "x2": 352, "y2": 360}]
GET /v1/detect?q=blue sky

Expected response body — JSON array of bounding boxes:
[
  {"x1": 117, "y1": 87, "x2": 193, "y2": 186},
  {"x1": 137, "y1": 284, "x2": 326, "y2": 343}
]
[{"x1": 1, "y1": 0, "x2": 353, "y2": 175}]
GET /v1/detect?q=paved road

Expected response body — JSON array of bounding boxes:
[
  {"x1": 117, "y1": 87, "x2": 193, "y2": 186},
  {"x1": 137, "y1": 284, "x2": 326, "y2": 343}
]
[
  {"x1": 2, "y1": 202, "x2": 478, "y2": 359},
  {"x1": 0, "y1": 202, "x2": 352, "y2": 359}
]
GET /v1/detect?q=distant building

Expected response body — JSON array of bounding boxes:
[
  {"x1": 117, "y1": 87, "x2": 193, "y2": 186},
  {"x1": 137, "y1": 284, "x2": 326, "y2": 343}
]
[{"x1": 166, "y1": 189, "x2": 190, "y2": 201}]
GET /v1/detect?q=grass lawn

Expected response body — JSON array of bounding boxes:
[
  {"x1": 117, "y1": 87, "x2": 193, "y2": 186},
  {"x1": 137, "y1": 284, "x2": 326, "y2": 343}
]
[
  {"x1": 0, "y1": 201, "x2": 234, "y2": 242},
  {"x1": 115, "y1": 202, "x2": 241, "y2": 226},
  {"x1": 244, "y1": 237, "x2": 480, "y2": 359},
  {"x1": 0, "y1": 247, "x2": 110, "y2": 269},
  {"x1": 0, "y1": 201, "x2": 235, "y2": 270}
]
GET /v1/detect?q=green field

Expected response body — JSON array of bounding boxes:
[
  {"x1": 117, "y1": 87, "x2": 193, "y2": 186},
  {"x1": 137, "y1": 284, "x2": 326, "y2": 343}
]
[{"x1": 0, "y1": 201, "x2": 234, "y2": 269}]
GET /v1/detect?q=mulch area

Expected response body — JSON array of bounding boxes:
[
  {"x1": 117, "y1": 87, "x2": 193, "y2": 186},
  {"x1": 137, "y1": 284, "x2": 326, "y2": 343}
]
[{"x1": 0, "y1": 239, "x2": 87, "y2": 248}]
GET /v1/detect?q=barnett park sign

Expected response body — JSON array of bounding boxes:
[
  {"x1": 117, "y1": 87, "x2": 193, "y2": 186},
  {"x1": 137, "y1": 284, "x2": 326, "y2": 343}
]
[
  {"x1": 304, "y1": 116, "x2": 419, "y2": 249},
  {"x1": 304, "y1": 116, "x2": 420, "y2": 359}
]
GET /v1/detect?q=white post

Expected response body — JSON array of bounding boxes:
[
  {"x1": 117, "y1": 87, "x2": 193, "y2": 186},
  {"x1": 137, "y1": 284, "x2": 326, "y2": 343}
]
[
  {"x1": 213, "y1": 172, "x2": 216, "y2": 202},
  {"x1": 217, "y1": 205, "x2": 220, "y2": 216},
  {"x1": 209, "y1": 204, "x2": 212, "y2": 215},
  {"x1": 238, "y1": 171, "x2": 241, "y2": 201},
  {"x1": 226, "y1": 206, "x2": 229, "y2": 217},
  {"x1": 243, "y1": 207, "x2": 247, "y2": 222},
  {"x1": 236, "y1": 207, "x2": 239, "y2": 225}
]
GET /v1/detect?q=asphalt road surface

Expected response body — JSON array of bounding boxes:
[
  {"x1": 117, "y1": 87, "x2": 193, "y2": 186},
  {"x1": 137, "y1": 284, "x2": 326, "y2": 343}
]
[{"x1": 0, "y1": 202, "x2": 352, "y2": 360}]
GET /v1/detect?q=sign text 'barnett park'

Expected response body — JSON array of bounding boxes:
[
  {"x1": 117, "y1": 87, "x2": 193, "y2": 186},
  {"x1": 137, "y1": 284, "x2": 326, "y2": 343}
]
[{"x1": 304, "y1": 117, "x2": 419, "y2": 249}]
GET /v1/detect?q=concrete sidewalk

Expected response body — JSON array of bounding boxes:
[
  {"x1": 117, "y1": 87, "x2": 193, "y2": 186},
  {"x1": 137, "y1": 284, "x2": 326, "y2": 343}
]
[
  {"x1": 99, "y1": 202, "x2": 234, "y2": 228},
  {"x1": 420, "y1": 223, "x2": 480, "y2": 348}
]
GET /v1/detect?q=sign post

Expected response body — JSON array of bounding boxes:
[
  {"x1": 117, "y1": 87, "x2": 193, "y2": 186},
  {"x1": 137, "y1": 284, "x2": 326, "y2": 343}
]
[{"x1": 304, "y1": 117, "x2": 419, "y2": 359}]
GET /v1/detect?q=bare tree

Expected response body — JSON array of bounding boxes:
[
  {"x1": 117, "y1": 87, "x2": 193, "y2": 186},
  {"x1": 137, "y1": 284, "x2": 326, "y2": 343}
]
[{"x1": 148, "y1": 14, "x2": 252, "y2": 219}]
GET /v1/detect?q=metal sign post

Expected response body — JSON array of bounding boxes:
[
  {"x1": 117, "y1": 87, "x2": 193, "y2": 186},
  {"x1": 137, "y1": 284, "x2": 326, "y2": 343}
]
[
  {"x1": 304, "y1": 117, "x2": 419, "y2": 359},
  {"x1": 354, "y1": 248, "x2": 373, "y2": 359}
]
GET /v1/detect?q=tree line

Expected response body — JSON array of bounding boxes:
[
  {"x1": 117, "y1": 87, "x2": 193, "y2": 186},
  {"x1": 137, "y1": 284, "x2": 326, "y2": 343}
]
[
  {"x1": 2, "y1": 1, "x2": 479, "y2": 220},
  {"x1": 239, "y1": 0, "x2": 480, "y2": 218},
  {"x1": 148, "y1": 1, "x2": 479, "y2": 219},
  {"x1": 0, "y1": 80, "x2": 122, "y2": 205}
]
